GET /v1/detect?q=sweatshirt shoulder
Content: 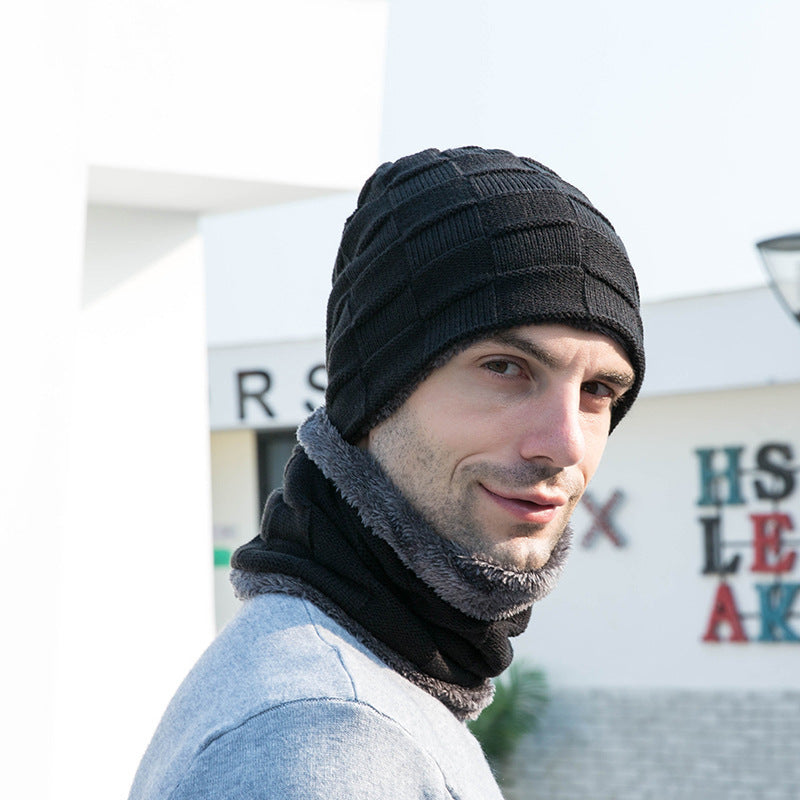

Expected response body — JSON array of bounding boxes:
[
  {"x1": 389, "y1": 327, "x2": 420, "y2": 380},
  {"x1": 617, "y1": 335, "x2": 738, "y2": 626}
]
[
  {"x1": 170, "y1": 696, "x2": 461, "y2": 799},
  {"x1": 129, "y1": 594, "x2": 500, "y2": 800}
]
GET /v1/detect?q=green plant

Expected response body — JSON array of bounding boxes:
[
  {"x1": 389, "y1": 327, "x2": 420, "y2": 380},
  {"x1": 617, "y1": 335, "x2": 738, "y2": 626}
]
[{"x1": 468, "y1": 662, "x2": 548, "y2": 771}]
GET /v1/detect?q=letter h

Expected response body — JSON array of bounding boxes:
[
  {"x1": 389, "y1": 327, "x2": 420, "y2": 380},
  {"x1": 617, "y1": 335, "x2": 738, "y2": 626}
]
[{"x1": 696, "y1": 447, "x2": 746, "y2": 507}]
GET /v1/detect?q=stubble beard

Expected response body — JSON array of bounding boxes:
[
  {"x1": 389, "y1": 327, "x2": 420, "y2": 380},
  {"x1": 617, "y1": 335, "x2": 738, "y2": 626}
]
[
  {"x1": 424, "y1": 460, "x2": 582, "y2": 571},
  {"x1": 371, "y1": 410, "x2": 583, "y2": 572}
]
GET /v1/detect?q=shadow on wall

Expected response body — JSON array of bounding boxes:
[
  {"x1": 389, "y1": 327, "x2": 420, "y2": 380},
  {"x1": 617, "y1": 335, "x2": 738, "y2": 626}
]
[{"x1": 82, "y1": 205, "x2": 197, "y2": 307}]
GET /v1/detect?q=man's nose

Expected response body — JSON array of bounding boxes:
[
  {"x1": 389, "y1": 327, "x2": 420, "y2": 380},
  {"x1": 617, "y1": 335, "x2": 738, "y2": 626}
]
[{"x1": 518, "y1": 386, "x2": 586, "y2": 468}]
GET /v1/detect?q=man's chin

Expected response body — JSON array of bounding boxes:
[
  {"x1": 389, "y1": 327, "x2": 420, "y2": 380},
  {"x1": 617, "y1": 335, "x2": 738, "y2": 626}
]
[{"x1": 474, "y1": 536, "x2": 561, "y2": 572}]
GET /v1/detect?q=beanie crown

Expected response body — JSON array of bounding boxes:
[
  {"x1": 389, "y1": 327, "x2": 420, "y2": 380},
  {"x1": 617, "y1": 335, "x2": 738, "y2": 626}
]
[{"x1": 325, "y1": 146, "x2": 644, "y2": 440}]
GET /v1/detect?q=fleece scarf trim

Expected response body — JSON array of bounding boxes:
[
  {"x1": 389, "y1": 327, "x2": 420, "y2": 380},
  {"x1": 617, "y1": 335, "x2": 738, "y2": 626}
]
[{"x1": 296, "y1": 407, "x2": 571, "y2": 619}]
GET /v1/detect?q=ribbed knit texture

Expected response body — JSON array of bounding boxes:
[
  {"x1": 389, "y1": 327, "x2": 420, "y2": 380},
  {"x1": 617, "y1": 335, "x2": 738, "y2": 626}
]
[{"x1": 325, "y1": 146, "x2": 644, "y2": 441}]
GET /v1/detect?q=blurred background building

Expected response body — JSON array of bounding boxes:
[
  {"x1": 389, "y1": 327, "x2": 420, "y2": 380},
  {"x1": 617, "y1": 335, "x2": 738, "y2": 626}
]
[
  {"x1": 1, "y1": 2, "x2": 386, "y2": 798},
  {"x1": 3, "y1": 1, "x2": 799, "y2": 798}
]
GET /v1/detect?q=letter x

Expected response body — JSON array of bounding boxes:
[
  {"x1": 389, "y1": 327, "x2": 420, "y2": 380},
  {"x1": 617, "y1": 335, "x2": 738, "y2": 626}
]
[{"x1": 581, "y1": 490, "x2": 625, "y2": 548}]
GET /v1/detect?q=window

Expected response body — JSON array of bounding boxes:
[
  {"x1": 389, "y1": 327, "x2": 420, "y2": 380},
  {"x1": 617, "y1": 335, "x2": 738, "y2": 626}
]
[{"x1": 256, "y1": 429, "x2": 298, "y2": 514}]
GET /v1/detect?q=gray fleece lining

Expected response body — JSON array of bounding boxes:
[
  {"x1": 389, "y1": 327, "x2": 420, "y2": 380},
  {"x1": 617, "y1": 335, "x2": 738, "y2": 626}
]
[{"x1": 296, "y1": 406, "x2": 571, "y2": 622}]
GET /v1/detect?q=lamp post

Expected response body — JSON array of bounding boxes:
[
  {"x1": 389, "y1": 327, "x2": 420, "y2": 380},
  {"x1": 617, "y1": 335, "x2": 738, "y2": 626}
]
[{"x1": 756, "y1": 234, "x2": 800, "y2": 326}]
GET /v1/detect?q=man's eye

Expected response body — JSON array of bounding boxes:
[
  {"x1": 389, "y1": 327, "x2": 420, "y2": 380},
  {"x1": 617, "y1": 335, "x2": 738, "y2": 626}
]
[
  {"x1": 583, "y1": 381, "x2": 615, "y2": 400},
  {"x1": 483, "y1": 360, "x2": 523, "y2": 377}
]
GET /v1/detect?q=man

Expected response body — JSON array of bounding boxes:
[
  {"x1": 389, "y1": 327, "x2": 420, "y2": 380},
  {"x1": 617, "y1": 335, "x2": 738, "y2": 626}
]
[{"x1": 129, "y1": 146, "x2": 644, "y2": 799}]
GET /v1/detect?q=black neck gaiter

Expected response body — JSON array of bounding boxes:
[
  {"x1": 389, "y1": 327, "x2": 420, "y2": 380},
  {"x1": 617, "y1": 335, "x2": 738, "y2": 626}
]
[{"x1": 231, "y1": 408, "x2": 571, "y2": 719}]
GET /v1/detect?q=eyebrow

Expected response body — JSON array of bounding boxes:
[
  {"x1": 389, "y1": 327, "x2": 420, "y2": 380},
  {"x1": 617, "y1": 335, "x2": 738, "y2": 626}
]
[{"x1": 485, "y1": 331, "x2": 637, "y2": 391}]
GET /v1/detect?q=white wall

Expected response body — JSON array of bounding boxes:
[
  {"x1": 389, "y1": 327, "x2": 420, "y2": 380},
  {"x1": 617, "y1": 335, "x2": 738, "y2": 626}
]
[
  {"x1": 0, "y1": 2, "x2": 388, "y2": 798},
  {"x1": 48, "y1": 207, "x2": 215, "y2": 797},
  {"x1": 641, "y1": 287, "x2": 800, "y2": 397},
  {"x1": 0, "y1": 7, "x2": 86, "y2": 798},
  {"x1": 85, "y1": 0, "x2": 389, "y2": 209}
]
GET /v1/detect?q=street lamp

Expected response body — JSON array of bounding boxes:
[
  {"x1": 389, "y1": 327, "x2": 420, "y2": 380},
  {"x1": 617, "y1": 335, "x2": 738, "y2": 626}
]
[{"x1": 756, "y1": 234, "x2": 800, "y2": 326}]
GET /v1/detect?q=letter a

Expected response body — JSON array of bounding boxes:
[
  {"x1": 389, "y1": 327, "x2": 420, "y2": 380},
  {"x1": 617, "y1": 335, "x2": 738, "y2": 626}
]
[{"x1": 702, "y1": 583, "x2": 748, "y2": 642}]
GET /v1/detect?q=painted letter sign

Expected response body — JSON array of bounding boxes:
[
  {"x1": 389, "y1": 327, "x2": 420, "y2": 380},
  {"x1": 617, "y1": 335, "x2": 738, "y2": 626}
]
[{"x1": 697, "y1": 442, "x2": 800, "y2": 643}]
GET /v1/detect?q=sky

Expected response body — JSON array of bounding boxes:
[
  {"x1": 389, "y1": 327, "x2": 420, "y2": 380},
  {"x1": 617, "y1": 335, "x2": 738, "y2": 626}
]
[{"x1": 203, "y1": 0, "x2": 800, "y2": 346}]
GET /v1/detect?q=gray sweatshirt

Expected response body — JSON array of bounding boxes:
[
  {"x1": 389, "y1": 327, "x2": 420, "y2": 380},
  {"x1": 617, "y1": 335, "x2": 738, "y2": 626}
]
[{"x1": 128, "y1": 592, "x2": 504, "y2": 799}]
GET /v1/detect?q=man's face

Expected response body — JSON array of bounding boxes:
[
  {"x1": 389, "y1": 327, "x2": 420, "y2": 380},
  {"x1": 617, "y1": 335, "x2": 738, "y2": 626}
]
[{"x1": 365, "y1": 323, "x2": 635, "y2": 571}]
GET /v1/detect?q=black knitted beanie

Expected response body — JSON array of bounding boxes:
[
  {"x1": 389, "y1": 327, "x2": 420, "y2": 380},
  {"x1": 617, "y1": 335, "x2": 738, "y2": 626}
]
[{"x1": 325, "y1": 146, "x2": 644, "y2": 441}]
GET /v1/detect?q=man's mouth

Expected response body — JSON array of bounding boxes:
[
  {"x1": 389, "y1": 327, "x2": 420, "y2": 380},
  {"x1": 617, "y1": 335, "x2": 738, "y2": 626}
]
[{"x1": 479, "y1": 484, "x2": 567, "y2": 523}]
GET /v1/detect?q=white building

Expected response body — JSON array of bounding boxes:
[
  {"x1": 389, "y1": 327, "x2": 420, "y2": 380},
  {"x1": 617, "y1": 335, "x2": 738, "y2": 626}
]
[{"x1": 1, "y1": 3, "x2": 387, "y2": 799}]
